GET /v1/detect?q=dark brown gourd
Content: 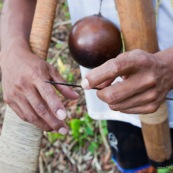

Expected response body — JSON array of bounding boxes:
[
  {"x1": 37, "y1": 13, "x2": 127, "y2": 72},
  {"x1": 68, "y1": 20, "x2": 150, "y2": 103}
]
[{"x1": 68, "y1": 14, "x2": 122, "y2": 68}]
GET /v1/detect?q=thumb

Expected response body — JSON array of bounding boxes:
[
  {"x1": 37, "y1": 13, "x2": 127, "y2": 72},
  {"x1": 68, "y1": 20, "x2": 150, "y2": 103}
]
[{"x1": 81, "y1": 52, "x2": 135, "y2": 89}]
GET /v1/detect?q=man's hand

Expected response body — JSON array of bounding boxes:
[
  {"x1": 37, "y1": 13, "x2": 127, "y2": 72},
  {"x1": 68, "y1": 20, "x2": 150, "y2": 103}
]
[
  {"x1": 81, "y1": 49, "x2": 173, "y2": 114},
  {"x1": 0, "y1": 47, "x2": 79, "y2": 134}
]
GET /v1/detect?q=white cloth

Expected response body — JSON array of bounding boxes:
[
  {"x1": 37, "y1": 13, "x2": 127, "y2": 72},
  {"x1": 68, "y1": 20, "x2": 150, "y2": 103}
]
[{"x1": 67, "y1": 0, "x2": 173, "y2": 127}]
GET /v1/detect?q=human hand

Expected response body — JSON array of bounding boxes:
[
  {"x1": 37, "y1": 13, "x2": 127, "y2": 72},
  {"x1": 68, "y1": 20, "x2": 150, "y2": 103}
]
[
  {"x1": 81, "y1": 49, "x2": 173, "y2": 114},
  {"x1": 0, "y1": 47, "x2": 79, "y2": 134}
]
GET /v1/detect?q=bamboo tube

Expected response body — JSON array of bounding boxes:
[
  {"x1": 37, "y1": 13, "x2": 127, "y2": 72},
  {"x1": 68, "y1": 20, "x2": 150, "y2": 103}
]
[
  {"x1": 0, "y1": 0, "x2": 58, "y2": 172},
  {"x1": 116, "y1": 0, "x2": 172, "y2": 164}
]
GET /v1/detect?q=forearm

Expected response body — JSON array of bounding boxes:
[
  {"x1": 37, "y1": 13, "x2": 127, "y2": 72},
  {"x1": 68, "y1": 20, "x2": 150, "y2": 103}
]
[{"x1": 1, "y1": 0, "x2": 36, "y2": 53}]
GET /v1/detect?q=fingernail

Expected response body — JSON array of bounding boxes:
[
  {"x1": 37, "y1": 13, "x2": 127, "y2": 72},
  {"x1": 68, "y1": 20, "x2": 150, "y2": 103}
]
[
  {"x1": 81, "y1": 78, "x2": 90, "y2": 89},
  {"x1": 56, "y1": 109, "x2": 67, "y2": 120},
  {"x1": 74, "y1": 91, "x2": 79, "y2": 97},
  {"x1": 58, "y1": 127, "x2": 68, "y2": 135}
]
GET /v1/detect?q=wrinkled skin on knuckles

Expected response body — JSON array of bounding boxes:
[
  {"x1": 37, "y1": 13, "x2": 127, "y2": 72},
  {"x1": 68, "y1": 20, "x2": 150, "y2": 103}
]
[
  {"x1": 0, "y1": 48, "x2": 79, "y2": 133},
  {"x1": 83, "y1": 49, "x2": 173, "y2": 114}
]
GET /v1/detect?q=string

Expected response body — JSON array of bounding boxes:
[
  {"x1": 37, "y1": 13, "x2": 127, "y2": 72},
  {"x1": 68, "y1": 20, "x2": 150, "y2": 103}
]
[{"x1": 98, "y1": 0, "x2": 103, "y2": 15}]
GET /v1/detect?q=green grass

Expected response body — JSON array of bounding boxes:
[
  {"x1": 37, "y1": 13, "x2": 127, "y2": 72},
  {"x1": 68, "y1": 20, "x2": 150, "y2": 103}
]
[{"x1": 158, "y1": 166, "x2": 173, "y2": 173}]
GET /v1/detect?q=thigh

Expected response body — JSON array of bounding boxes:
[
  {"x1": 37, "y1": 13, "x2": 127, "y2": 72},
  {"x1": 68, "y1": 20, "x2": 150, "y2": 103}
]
[{"x1": 107, "y1": 120, "x2": 149, "y2": 171}]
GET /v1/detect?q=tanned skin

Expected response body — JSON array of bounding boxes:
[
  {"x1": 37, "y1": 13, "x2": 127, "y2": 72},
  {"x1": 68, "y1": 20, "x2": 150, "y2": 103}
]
[
  {"x1": 1, "y1": 0, "x2": 173, "y2": 136},
  {"x1": 0, "y1": 0, "x2": 79, "y2": 134},
  {"x1": 82, "y1": 49, "x2": 173, "y2": 114},
  {"x1": 1, "y1": 1, "x2": 171, "y2": 172}
]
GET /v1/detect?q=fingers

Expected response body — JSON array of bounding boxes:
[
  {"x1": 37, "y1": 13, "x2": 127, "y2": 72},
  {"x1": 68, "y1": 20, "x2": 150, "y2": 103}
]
[
  {"x1": 25, "y1": 88, "x2": 68, "y2": 134},
  {"x1": 35, "y1": 79, "x2": 66, "y2": 117},
  {"x1": 95, "y1": 79, "x2": 114, "y2": 89},
  {"x1": 49, "y1": 66, "x2": 79, "y2": 99},
  {"x1": 119, "y1": 102, "x2": 160, "y2": 114},
  {"x1": 2, "y1": 55, "x2": 74, "y2": 134},
  {"x1": 8, "y1": 102, "x2": 27, "y2": 121},
  {"x1": 31, "y1": 64, "x2": 79, "y2": 133},
  {"x1": 17, "y1": 97, "x2": 53, "y2": 131},
  {"x1": 108, "y1": 87, "x2": 161, "y2": 111},
  {"x1": 8, "y1": 97, "x2": 53, "y2": 131},
  {"x1": 81, "y1": 52, "x2": 134, "y2": 89},
  {"x1": 97, "y1": 73, "x2": 156, "y2": 105}
]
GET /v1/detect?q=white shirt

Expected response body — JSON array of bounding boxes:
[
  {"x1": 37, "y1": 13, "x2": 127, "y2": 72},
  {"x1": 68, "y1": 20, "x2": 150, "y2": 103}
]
[{"x1": 67, "y1": 0, "x2": 173, "y2": 127}]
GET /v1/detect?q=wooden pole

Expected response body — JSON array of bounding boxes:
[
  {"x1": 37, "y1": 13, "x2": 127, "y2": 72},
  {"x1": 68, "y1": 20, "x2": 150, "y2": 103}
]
[
  {"x1": 0, "y1": 0, "x2": 57, "y2": 172},
  {"x1": 115, "y1": 0, "x2": 172, "y2": 164}
]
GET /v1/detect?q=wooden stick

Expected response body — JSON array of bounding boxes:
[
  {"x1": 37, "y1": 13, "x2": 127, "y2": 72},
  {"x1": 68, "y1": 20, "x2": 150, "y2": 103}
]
[
  {"x1": 115, "y1": 0, "x2": 172, "y2": 163},
  {"x1": 0, "y1": 0, "x2": 57, "y2": 172}
]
